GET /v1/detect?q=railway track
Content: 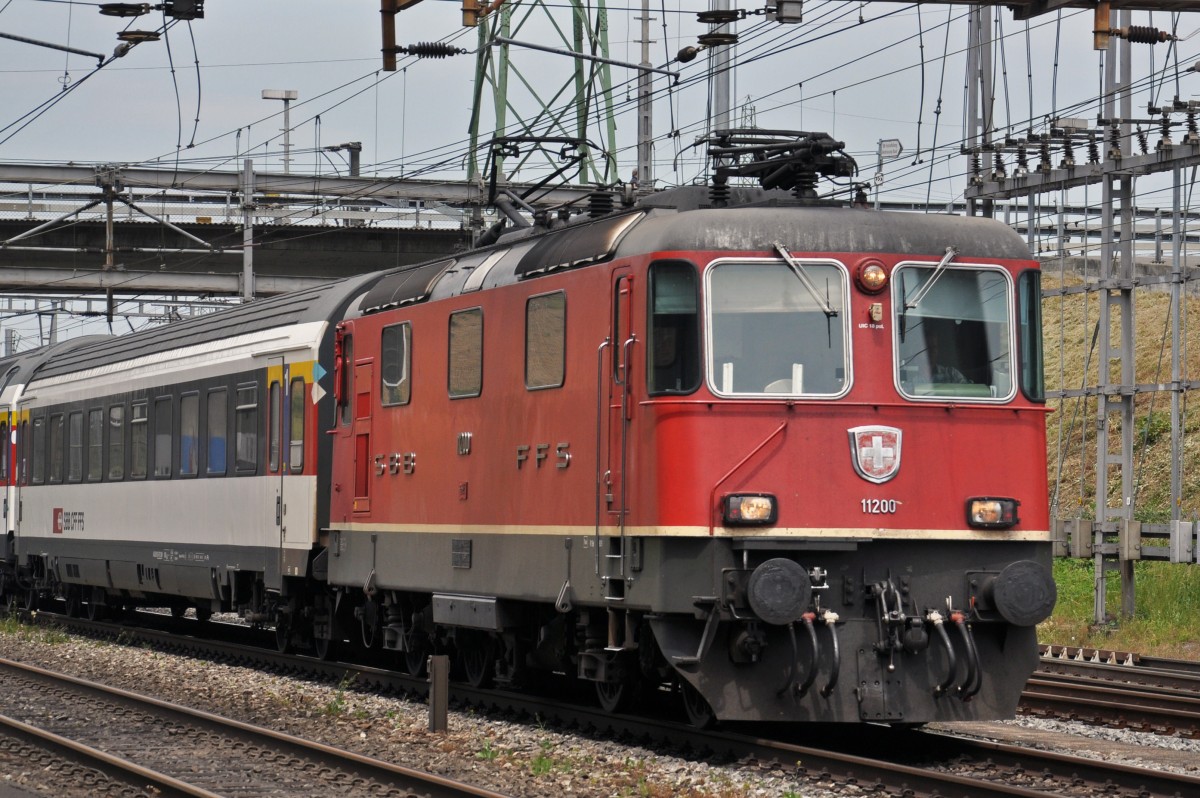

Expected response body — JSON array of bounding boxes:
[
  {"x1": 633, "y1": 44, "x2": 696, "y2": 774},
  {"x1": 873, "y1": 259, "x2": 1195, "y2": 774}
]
[
  {"x1": 0, "y1": 655, "x2": 512, "y2": 798},
  {"x1": 1027, "y1": 644, "x2": 1200, "y2": 737},
  {"x1": 5, "y1": 609, "x2": 1200, "y2": 798}
]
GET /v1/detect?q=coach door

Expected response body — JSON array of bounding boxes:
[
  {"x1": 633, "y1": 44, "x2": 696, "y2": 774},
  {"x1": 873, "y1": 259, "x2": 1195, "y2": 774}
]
[
  {"x1": 267, "y1": 358, "x2": 287, "y2": 557},
  {"x1": 598, "y1": 269, "x2": 636, "y2": 586}
]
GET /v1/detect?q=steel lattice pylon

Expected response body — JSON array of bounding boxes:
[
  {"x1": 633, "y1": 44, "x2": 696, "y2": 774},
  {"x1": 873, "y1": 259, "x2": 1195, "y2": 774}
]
[{"x1": 466, "y1": 1, "x2": 619, "y2": 191}]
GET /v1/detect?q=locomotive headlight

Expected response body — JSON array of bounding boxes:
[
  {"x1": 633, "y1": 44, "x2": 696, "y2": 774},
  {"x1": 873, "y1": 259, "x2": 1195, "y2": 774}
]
[
  {"x1": 856, "y1": 260, "x2": 888, "y2": 293},
  {"x1": 723, "y1": 493, "x2": 777, "y2": 526},
  {"x1": 966, "y1": 497, "x2": 1020, "y2": 529}
]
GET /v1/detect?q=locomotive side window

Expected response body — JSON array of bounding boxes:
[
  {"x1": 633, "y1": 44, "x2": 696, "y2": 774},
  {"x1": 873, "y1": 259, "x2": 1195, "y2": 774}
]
[
  {"x1": 338, "y1": 333, "x2": 354, "y2": 427},
  {"x1": 108, "y1": 405, "x2": 125, "y2": 481},
  {"x1": 48, "y1": 414, "x2": 64, "y2": 484},
  {"x1": 648, "y1": 261, "x2": 700, "y2": 395},
  {"x1": 67, "y1": 411, "x2": 82, "y2": 482},
  {"x1": 707, "y1": 259, "x2": 849, "y2": 397},
  {"x1": 526, "y1": 292, "x2": 565, "y2": 390},
  {"x1": 235, "y1": 385, "x2": 258, "y2": 473},
  {"x1": 289, "y1": 376, "x2": 305, "y2": 472},
  {"x1": 154, "y1": 397, "x2": 173, "y2": 478},
  {"x1": 207, "y1": 388, "x2": 227, "y2": 476},
  {"x1": 130, "y1": 402, "x2": 148, "y2": 479},
  {"x1": 1018, "y1": 270, "x2": 1046, "y2": 402},
  {"x1": 894, "y1": 265, "x2": 1014, "y2": 401},
  {"x1": 87, "y1": 409, "x2": 103, "y2": 482},
  {"x1": 381, "y1": 322, "x2": 411, "y2": 406},
  {"x1": 30, "y1": 416, "x2": 44, "y2": 485},
  {"x1": 448, "y1": 308, "x2": 483, "y2": 398},
  {"x1": 180, "y1": 393, "x2": 199, "y2": 477}
]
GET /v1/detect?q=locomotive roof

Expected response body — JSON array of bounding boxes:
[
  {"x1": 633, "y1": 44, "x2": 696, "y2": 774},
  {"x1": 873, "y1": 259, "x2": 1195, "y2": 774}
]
[{"x1": 32, "y1": 273, "x2": 383, "y2": 379}]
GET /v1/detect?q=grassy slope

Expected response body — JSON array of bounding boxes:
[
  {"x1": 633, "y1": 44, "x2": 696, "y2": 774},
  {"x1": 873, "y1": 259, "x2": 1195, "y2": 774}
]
[{"x1": 1041, "y1": 270, "x2": 1200, "y2": 659}]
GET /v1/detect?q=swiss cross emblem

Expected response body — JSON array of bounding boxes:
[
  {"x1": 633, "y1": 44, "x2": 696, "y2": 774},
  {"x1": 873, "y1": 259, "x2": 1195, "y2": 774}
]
[{"x1": 848, "y1": 426, "x2": 902, "y2": 484}]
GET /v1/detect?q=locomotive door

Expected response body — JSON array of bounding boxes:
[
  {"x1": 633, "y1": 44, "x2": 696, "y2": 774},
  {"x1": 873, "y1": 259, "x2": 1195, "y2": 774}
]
[
  {"x1": 352, "y1": 359, "x2": 374, "y2": 514},
  {"x1": 602, "y1": 270, "x2": 636, "y2": 543}
]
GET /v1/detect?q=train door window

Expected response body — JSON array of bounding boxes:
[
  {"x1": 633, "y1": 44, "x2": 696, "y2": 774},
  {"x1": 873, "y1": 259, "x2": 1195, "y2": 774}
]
[
  {"x1": 180, "y1": 393, "x2": 198, "y2": 477},
  {"x1": 130, "y1": 402, "x2": 148, "y2": 479},
  {"x1": 894, "y1": 264, "x2": 1014, "y2": 402},
  {"x1": 338, "y1": 333, "x2": 354, "y2": 426},
  {"x1": 108, "y1": 405, "x2": 125, "y2": 481},
  {"x1": 0, "y1": 420, "x2": 8, "y2": 481},
  {"x1": 707, "y1": 259, "x2": 849, "y2": 397},
  {"x1": 448, "y1": 308, "x2": 483, "y2": 398},
  {"x1": 1018, "y1": 270, "x2": 1045, "y2": 402},
  {"x1": 67, "y1": 412, "x2": 83, "y2": 482},
  {"x1": 154, "y1": 397, "x2": 173, "y2": 478},
  {"x1": 207, "y1": 388, "x2": 227, "y2": 476},
  {"x1": 87, "y1": 409, "x2": 103, "y2": 482},
  {"x1": 235, "y1": 384, "x2": 258, "y2": 474},
  {"x1": 30, "y1": 417, "x2": 44, "y2": 485},
  {"x1": 526, "y1": 292, "x2": 565, "y2": 390},
  {"x1": 648, "y1": 261, "x2": 700, "y2": 395},
  {"x1": 381, "y1": 323, "x2": 411, "y2": 406},
  {"x1": 289, "y1": 376, "x2": 305, "y2": 472},
  {"x1": 268, "y1": 380, "x2": 282, "y2": 472}
]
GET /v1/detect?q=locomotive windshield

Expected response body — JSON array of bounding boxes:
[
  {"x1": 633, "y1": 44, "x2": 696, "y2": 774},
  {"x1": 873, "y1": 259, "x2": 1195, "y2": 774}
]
[
  {"x1": 894, "y1": 264, "x2": 1015, "y2": 401},
  {"x1": 706, "y1": 259, "x2": 849, "y2": 397}
]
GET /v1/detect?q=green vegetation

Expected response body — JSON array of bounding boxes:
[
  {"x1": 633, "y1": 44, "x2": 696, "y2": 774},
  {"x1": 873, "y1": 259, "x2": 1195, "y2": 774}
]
[{"x1": 1042, "y1": 273, "x2": 1200, "y2": 658}]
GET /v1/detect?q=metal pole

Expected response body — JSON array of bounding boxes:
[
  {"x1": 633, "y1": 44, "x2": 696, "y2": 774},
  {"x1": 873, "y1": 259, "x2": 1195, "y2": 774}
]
[
  {"x1": 1172, "y1": 162, "x2": 1183, "y2": 522},
  {"x1": 428, "y1": 654, "x2": 449, "y2": 732},
  {"x1": 241, "y1": 159, "x2": 256, "y2": 301},
  {"x1": 712, "y1": 0, "x2": 731, "y2": 133},
  {"x1": 283, "y1": 99, "x2": 292, "y2": 175},
  {"x1": 636, "y1": 0, "x2": 653, "y2": 189}
]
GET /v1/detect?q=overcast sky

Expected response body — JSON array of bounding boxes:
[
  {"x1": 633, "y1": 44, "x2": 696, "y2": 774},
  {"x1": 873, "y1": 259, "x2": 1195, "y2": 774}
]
[{"x1": 8, "y1": 1, "x2": 1192, "y2": 206}]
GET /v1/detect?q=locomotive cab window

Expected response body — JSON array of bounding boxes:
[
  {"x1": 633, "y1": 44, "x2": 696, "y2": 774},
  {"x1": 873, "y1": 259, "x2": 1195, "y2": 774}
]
[
  {"x1": 894, "y1": 264, "x2": 1015, "y2": 401},
  {"x1": 649, "y1": 261, "x2": 700, "y2": 395},
  {"x1": 706, "y1": 258, "x2": 849, "y2": 397},
  {"x1": 526, "y1": 292, "x2": 565, "y2": 390}
]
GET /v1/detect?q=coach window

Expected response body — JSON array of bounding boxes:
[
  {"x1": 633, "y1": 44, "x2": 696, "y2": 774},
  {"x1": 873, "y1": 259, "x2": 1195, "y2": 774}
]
[
  {"x1": 207, "y1": 388, "x2": 227, "y2": 476},
  {"x1": 894, "y1": 264, "x2": 1014, "y2": 401},
  {"x1": 1018, "y1": 270, "x2": 1045, "y2": 402},
  {"x1": 180, "y1": 393, "x2": 198, "y2": 477},
  {"x1": 0, "y1": 420, "x2": 7, "y2": 481},
  {"x1": 648, "y1": 261, "x2": 700, "y2": 395},
  {"x1": 154, "y1": 397, "x2": 173, "y2": 478},
  {"x1": 526, "y1": 292, "x2": 565, "y2": 390},
  {"x1": 49, "y1": 414, "x2": 65, "y2": 484},
  {"x1": 381, "y1": 323, "x2": 411, "y2": 406},
  {"x1": 67, "y1": 412, "x2": 83, "y2": 482},
  {"x1": 289, "y1": 376, "x2": 305, "y2": 472},
  {"x1": 235, "y1": 384, "x2": 258, "y2": 473},
  {"x1": 87, "y1": 409, "x2": 103, "y2": 482},
  {"x1": 707, "y1": 259, "x2": 849, "y2": 397},
  {"x1": 448, "y1": 308, "x2": 483, "y2": 398},
  {"x1": 268, "y1": 380, "x2": 281, "y2": 472},
  {"x1": 108, "y1": 405, "x2": 125, "y2": 481},
  {"x1": 130, "y1": 402, "x2": 148, "y2": 479},
  {"x1": 30, "y1": 416, "x2": 45, "y2": 485}
]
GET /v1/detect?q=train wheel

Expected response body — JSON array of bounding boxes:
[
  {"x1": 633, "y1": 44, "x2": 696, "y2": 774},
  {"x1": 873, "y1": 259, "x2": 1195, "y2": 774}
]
[
  {"x1": 64, "y1": 587, "x2": 82, "y2": 618},
  {"x1": 195, "y1": 606, "x2": 213, "y2": 623},
  {"x1": 171, "y1": 605, "x2": 186, "y2": 619},
  {"x1": 402, "y1": 636, "x2": 429, "y2": 676},
  {"x1": 458, "y1": 631, "x2": 495, "y2": 688},
  {"x1": 274, "y1": 609, "x2": 291, "y2": 653},
  {"x1": 680, "y1": 680, "x2": 715, "y2": 729},
  {"x1": 595, "y1": 680, "x2": 633, "y2": 714},
  {"x1": 23, "y1": 587, "x2": 39, "y2": 613},
  {"x1": 83, "y1": 589, "x2": 105, "y2": 621}
]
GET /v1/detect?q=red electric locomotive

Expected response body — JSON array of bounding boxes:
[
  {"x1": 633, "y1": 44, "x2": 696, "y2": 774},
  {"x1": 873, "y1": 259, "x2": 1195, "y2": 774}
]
[{"x1": 318, "y1": 132, "x2": 1056, "y2": 725}]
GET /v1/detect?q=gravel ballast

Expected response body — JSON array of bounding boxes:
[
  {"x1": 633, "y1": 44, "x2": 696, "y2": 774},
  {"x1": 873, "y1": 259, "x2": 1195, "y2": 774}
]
[{"x1": 1, "y1": 620, "x2": 1197, "y2": 797}]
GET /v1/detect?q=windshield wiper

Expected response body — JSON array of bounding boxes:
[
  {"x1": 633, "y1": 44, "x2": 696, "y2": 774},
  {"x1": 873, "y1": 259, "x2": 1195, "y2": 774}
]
[
  {"x1": 904, "y1": 245, "x2": 958, "y2": 309},
  {"x1": 773, "y1": 242, "x2": 837, "y2": 317}
]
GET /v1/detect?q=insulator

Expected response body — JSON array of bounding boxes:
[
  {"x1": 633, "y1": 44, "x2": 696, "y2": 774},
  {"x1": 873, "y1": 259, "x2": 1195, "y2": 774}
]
[
  {"x1": 697, "y1": 32, "x2": 738, "y2": 47},
  {"x1": 1158, "y1": 116, "x2": 1173, "y2": 150},
  {"x1": 676, "y1": 45, "x2": 702, "y2": 63},
  {"x1": 992, "y1": 151, "x2": 1006, "y2": 180},
  {"x1": 1108, "y1": 125, "x2": 1122, "y2": 159},
  {"x1": 1016, "y1": 145, "x2": 1029, "y2": 176},
  {"x1": 1121, "y1": 25, "x2": 1171, "y2": 44},
  {"x1": 697, "y1": 9, "x2": 742, "y2": 24},
  {"x1": 1061, "y1": 138, "x2": 1076, "y2": 168},
  {"x1": 588, "y1": 191, "x2": 615, "y2": 218},
  {"x1": 404, "y1": 42, "x2": 465, "y2": 59},
  {"x1": 1088, "y1": 133, "x2": 1101, "y2": 164},
  {"x1": 1137, "y1": 127, "x2": 1150, "y2": 154},
  {"x1": 1038, "y1": 139, "x2": 1051, "y2": 173},
  {"x1": 970, "y1": 152, "x2": 982, "y2": 185},
  {"x1": 99, "y1": 3, "x2": 150, "y2": 16},
  {"x1": 1188, "y1": 111, "x2": 1199, "y2": 144},
  {"x1": 709, "y1": 179, "x2": 731, "y2": 207}
]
